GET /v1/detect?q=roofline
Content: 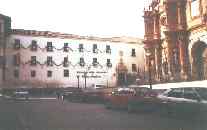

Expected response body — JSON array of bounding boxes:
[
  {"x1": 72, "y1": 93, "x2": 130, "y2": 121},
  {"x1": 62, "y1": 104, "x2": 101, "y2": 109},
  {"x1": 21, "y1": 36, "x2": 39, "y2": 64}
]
[{"x1": 11, "y1": 29, "x2": 143, "y2": 44}]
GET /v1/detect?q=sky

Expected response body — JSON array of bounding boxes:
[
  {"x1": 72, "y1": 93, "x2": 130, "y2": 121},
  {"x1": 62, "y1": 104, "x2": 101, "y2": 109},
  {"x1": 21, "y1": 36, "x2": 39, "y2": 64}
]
[{"x1": 0, "y1": 0, "x2": 151, "y2": 38}]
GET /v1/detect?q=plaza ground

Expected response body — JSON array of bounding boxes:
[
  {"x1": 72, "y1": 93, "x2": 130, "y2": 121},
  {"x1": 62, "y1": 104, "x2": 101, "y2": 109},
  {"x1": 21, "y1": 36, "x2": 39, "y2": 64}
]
[{"x1": 0, "y1": 98, "x2": 206, "y2": 130}]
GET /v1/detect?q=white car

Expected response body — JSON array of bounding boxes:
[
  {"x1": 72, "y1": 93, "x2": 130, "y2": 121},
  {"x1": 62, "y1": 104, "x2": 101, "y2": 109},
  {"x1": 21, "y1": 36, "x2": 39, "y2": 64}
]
[{"x1": 157, "y1": 86, "x2": 207, "y2": 117}]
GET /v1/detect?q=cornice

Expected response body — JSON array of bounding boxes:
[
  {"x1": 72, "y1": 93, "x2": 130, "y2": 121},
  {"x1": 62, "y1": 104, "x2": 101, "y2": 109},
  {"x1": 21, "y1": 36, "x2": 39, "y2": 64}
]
[{"x1": 11, "y1": 29, "x2": 143, "y2": 45}]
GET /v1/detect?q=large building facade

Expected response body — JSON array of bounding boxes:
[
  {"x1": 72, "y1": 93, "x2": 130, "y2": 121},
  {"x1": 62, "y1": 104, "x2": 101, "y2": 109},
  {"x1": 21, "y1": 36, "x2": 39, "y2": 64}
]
[
  {"x1": 3, "y1": 29, "x2": 144, "y2": 88},
  {"x1": 144, "y1": 0, "x2": 207, "y2": 82}
]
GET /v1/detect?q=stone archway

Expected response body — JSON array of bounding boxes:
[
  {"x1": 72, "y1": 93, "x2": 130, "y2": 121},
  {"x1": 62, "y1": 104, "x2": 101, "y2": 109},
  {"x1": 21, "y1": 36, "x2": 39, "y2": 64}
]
[{"x1": 191, "y1": 41, "x2": 207, "y2": 80}]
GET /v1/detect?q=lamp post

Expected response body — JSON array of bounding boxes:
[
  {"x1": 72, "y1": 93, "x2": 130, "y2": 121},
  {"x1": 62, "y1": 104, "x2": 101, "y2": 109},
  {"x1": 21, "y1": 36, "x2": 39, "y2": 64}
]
[
  {"x1": 84, "y1": 72, "x2": 87, "y2": 89},
  {"x1": 146, "y1": 51, "x2": 152, "y2": 89},
  {"x1": 83, "y1": 66, "x2": 90, "y2": 89},
  {"x1": 77, "y1": 75, "x2": 80, "y2": 88}
]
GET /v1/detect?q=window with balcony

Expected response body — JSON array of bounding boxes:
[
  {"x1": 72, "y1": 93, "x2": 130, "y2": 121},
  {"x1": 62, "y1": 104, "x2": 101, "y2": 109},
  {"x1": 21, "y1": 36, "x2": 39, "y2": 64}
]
[
  {"x1": 107, "y1": 59, "x2": 112, "y2": 67},
  {"x1": 14, "y1": 69, "x2": 19, "y2": 78},
  {"x1": 31, "y1": 40, "x2": 37, "y2": 51},
  {"x1": 64, "y1": 69, "x2": 69, "y2": 77},
  {"x1": 30, "y1": 56, "x2": 37, "y2": 66},
  {"x1": 47, "y1": 42, "x2": 53, "y2": 52},
  {"x1": 93, "y1": 44, "x2": 98, "y2": 53},
  {"x1": 47, "y1": 56, "x2": 53, "y2": 66},
  {"x1": 14, "y1": 39, "x2": 20, "y2": 50},
  {"x1": 132, "y1": 64, "x2": 137, "y2": 72},
  {"x1": 64, "y1": 43, "x2": 69, "y2": 52},
  {"x1": 79, "y1": 44, "x2": 84, "y2": 52},
  {"x1": 93, "y1": 58, "x2": 98, "y2": 66},
  {"x1": 47, "y1": 70, "x2": 52, "y2": 77},
  {"x1": 131, "y1": 49, "x2": 136, "y2": 57},
  {"x1": 106, "y1": 45, "x2": 111, "y2": 54},
  {"x1": 63, "y1": 57, "x2": 69, "y2": 67},
  {"x1": 31, "y1": 70, "x2": 36, "y2": 77},
  {"x1": 79, "y1": 57, "x2": 85, "y2": 67}
]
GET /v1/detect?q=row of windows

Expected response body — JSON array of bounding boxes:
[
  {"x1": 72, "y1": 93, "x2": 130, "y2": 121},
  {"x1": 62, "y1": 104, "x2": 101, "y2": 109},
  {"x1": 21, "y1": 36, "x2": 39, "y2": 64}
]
[
  {"x1": 13, "y1": 39, "x2": 137, "y2": 57},
  {"x1": 13, "y1": 64, "x2": 138, "y2": 78},
  {"x1": 14, "y1": 69, "x2": 69, "y2": 78},
  {"x1": 13, "y1": 55, "x2": 113, "y2": 67}
]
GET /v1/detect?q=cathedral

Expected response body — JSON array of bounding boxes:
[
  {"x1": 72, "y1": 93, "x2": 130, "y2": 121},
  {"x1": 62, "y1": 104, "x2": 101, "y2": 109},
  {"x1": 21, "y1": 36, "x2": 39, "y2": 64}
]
[{"x1": 144, "y1": 0, "x2": 207, "y2": 83}]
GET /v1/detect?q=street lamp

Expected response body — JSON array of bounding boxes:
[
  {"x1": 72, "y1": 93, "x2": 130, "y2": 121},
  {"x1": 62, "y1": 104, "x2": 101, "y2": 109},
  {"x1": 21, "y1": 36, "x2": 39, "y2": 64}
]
[
  {"x1": 83, "y1": 66, "x2": 90, "y2": 89},
  {"x1": 77, "y1": 75, "x2": 80, "y2": 88},
  {"x1": 84, "y1": 72, "x2": 87, "y2": 89},
  {"x1": 146, "y1": 51, "x2": 152, "y2": 89}
]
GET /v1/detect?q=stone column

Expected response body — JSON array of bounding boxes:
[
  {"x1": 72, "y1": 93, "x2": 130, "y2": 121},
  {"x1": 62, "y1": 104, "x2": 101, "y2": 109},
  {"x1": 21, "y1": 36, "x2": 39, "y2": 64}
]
[
  {"x1": 154, "y1": 43, "x2": 162, "y2": 81},
  {"x1": 179, "y1": 34, "x2": 189, "y2": 80},
  {"x1": 165, "y1": 34, "x2": 175, "y2": 80}
]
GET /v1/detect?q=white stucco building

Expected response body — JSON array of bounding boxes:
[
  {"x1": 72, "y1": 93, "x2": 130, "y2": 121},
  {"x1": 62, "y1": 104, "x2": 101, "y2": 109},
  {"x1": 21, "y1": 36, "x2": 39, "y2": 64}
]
[{"x1": 5, "y1": 29, "x2": 145, "y2": 88}]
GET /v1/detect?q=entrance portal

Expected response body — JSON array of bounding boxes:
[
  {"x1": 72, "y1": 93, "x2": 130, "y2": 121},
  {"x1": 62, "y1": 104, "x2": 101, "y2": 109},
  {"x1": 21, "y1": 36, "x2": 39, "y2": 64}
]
[{"x1": 192, "y1": 41, "x2": 207, "y2": 80}]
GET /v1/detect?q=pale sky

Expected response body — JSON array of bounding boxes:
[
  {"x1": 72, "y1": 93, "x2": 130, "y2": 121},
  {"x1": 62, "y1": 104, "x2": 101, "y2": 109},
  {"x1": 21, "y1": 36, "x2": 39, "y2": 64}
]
[{"x1": 0, "y1": 0, "x2": 151, "y2": 38}]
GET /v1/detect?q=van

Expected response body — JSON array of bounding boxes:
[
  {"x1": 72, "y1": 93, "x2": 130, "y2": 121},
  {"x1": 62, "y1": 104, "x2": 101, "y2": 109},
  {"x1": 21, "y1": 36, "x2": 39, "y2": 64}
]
[{"x1": 92, "y1": 84, "x2": 106, "y2": 89}]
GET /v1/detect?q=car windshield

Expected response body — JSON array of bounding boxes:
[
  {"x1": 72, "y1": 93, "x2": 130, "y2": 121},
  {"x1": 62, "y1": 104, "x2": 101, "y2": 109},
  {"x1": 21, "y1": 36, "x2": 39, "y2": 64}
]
[{"x1": 195, "y1": 88, "x2": 207, "y2": 100}]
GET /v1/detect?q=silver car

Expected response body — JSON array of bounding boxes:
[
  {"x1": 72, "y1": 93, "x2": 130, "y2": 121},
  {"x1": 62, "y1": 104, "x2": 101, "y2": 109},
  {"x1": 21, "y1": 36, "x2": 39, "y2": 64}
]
[{"x1": 157, "y1": 87, "x2": 207, "y2": 117}]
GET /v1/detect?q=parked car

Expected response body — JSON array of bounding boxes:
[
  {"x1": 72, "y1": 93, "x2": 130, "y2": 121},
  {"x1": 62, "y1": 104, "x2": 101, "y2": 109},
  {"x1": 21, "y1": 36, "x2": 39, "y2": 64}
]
[
  {"x1": 11, "y1": 91, "x2": 29, "y2": 100},
  {"x1": 91, "y1": 84, "x2": 106, "y2": 89},
  {"x1": 104, "y1": 87, "x2": 136, "y2": 109},
  {"x1": 62, "y1": 89, "x2": 84, "y2": 102},
  {"x1": 157, "y1": 87, "x2": 207, "y2": 117},
  {"x1": 127, "y1": 87, "x2": 160, "y2": 113}
]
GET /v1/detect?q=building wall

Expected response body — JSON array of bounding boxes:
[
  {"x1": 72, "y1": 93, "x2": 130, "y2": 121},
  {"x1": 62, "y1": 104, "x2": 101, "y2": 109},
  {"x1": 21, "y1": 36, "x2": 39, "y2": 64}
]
[
  {"x1": 144, "y1": 0, "x2": 207, "y2": 82},
  {"x1": 5, "y1": 32, "x2": 144, "y2": 88}
]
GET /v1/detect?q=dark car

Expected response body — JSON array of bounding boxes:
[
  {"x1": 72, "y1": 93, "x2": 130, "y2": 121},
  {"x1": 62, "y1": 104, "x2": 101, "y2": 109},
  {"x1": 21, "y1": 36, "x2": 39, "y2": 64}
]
[
  {"x1": 11, "y1": 91, "x2": 29, "y2": 100},
  {"x1": 62, "y1": 89, "x2": 84, "y2": 102},
  {"x1": 127, "y1": 87, "x2": 160, "y2": 113},
  {"x1": 157, "y1": 87, "x2": 207, "y2": 118},
  {"x1": 104, "y1": 88, "x2": 136, "y2": 109}
]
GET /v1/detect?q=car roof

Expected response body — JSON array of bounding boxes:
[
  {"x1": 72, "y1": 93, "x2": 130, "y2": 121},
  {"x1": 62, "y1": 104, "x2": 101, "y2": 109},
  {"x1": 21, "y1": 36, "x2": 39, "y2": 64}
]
[{"x1": 140, "y1": 81, "x2": 207, "y2": 90}]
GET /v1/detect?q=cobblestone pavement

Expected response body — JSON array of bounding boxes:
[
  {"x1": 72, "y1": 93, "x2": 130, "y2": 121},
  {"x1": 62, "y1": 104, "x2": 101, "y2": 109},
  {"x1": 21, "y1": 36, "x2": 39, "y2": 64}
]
[{"x1": 0, "y1": 98, "x2": 206, "y2": 130}]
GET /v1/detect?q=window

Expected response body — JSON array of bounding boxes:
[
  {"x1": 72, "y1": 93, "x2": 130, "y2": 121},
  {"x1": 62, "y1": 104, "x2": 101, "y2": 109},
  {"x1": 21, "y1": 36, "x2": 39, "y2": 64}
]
[
  {"x1": 107, "y1": 59, "x2": 112, "y2": 67},
  {"x1": 14, "y1": 69, "x2": 19, "y2": 78},
  {"x1": 64, "y1": 69, "x2": 69, "y2": 77},
  {"x1": 31, "y1": 70, "x2": 36, "y2": 77},
  {"x1": 79, "y1": 57, "x2": 85, "y2": 67},
  {"x1": 30, "y1": 56, "x2": 37, "y2": 66},
  {"x1": 106, "y1": 45, "x2": 111, "y2": 54},
  {"x1": 195, "y1": 88, "x2": 207, "y2": 100},
  {"x1": 47, "y1": 56, "x2": 53, "y2": 66},
  {"x1": 191, "y1": 0, "x2": 200, "y2": 17},
  {"x1": 31, "y1": 40, "x2": 37, "y2": 51},
  {"x1": 184, "y1": 88, "x2": 199, "y2": 100},
  {"x1": 64, "y1": 43, "x2": 69, "y2": 52},
  {"x1": 79, "y1": 44, "x2": 84, "y2": 52},
  {"x1": 93, "y1": 44, "x2": 98, "y2": 53},
  {"x1": 0, "y1": 56, "x2": 3, "y2": 68},
  {"x1": 131, "y1": 49, "x2": 136, "y2": 57},
  {"x1": 168, "y1": 88, "x2": 183, "y2": 98},
  {"x1": 14, "y1": 39, "x2": 20, "y2": 50},
  {"x1": 132, "y1": 64, "x2": 137, "y2": 72},
  {"x1": 13, "y1": 54, "x2": 20, "y2": 66},
  {"x1": 63, "y1": 57, "x2": 69, "y2": 67},
  {"x1": 47, "y1": 70, "x2": 52, "y2": 77},
  {"x1": 47, "y1": 42, "x2": 53, "y2": 52},
  {"x1": 0, "y1": 23, "x2": 2, "y2": 33},
  {"x1": 93, "y1": 58, "x2": 98, "y2": 66}
]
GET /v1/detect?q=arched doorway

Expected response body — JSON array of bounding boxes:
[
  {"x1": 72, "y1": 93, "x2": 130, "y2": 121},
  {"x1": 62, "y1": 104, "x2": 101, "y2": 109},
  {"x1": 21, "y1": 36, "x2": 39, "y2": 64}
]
[{"x1": 191, "y1": 41, "x2": 207, "y2": 80}]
